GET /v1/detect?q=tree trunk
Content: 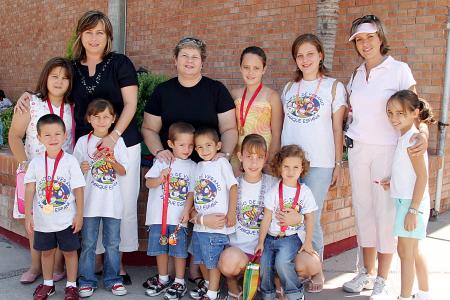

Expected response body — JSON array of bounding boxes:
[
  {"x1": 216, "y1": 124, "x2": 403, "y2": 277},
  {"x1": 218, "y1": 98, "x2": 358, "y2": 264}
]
[{"x1": 316, "y1": 0, "x2": 340, "y2": 71}]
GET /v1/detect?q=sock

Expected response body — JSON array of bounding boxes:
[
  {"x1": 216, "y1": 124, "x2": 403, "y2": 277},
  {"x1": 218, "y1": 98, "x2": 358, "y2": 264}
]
[
  {"x1": 43, "y1": 279, "x2": 54, "y2": 286},
  {"x1": 205, "y1": 280, "x2": 210, "y2": 288},
  {"x1": 174, "y1": 277, "x2": 185, "y2": 285},
  {"x1": 206, "y1": 290, "x2": 218, "y2": 300},
  {"x1": 159, "y1": 274, "x2": 169, "y2": 283},
  {"x1": 66, "y1": 281, "x2": 77, "y2": 288},
  {"x1": 417, "y1": 290, "x2": 430, "y2": 300},
  {"x1": 398, "y1": 297, "x2": 411, "y2": 300}
]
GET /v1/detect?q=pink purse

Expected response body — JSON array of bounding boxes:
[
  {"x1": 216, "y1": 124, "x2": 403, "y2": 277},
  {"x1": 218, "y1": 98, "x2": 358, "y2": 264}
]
[{"x1": 16, "y1": 164, "x2": 26, "y2": 214}]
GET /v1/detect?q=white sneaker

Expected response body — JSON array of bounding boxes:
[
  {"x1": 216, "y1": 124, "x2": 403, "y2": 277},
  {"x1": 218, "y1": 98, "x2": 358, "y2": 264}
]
[
  {"x1": 369, "y1": 277, "x2": 394, "y2": 300},
  {"x1": 413, "y1": 293, "x2": 432, "y2": 300},
  {"x1": 343, "y1": 269, "x2": 375, "y2": 293},
  {"x1": 111, "y1": 283, "x2": 128, "y2": 296}
]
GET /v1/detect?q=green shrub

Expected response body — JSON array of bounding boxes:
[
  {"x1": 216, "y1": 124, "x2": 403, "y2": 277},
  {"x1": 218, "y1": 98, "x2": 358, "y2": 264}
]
[
  {"x1": 1, "y1": 107, "x2": 14, "y2": 145},
  {"x1": 136, "y1": 72, "x2": 168, "y2": 129},
  {"x1": 65, "y1": 31, "x2": 77, "y2": 60}
]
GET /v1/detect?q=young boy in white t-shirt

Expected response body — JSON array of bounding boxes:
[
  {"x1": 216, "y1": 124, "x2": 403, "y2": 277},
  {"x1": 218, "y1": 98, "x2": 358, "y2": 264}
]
[
  {"x1": 190, "y1": 127, "x2": 238, "y2": 300},
  {"x1": 144, "y1": 122, "x2": 197, "y2": 300},
  {"x1": 24, "y1": 114, "x2": 86, "y2": 300}
]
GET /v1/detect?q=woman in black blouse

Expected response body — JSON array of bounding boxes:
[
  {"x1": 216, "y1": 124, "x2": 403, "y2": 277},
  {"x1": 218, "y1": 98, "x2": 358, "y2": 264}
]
[{"x1": 16, "y1": 10, "x2": 140, "y2": 285}]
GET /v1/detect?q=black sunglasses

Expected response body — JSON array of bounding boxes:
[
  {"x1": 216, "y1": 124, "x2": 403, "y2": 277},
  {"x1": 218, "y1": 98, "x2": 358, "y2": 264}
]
[{"x1": 352, "y1": 15, "x2": 378, "y2": 26}]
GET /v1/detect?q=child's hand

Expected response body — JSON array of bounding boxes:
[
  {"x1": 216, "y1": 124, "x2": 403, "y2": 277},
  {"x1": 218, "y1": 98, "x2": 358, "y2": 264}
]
[
  {"x1": 80, "y1": 161, "x2": 90, "y2": 174},
  {"x1": 404, "y1": 213, "x2": 417, "y2": 232},
  {"x1": 299, "y1": 241, "x2": 317, "y2": 256},
  {"x1": 159, "y1": 168, "x2": 171, "y2": 184},
  {"x1": 25, "y1": 216, "x2": 34, "y2": 235},
  {"x1": 180, "y1": 209, "x2": 190, "y2": 224},
  {"x1": 226, "y1": 211, "x2": 237, "y2": 227},
  {"x1": 72, "y1": 214, "x2": 83, "y2": 233},
  {"x1": 374, "y1": 177, "x2": 390, "y2": 191},
  {"x1": 254, "y1": 242, "x2": 264, "y2": 255}
]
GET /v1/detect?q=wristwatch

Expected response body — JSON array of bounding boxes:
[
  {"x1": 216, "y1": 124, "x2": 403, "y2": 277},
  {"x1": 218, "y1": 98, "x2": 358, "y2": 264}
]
[
  {"x1": 335, "y1": 160, "x2": 344, "y2": 167},
  {"x1": 222, "y1": 152, "x2": 231, "y2": 160},
  {"x1": 408, "y1": 207, "x2": 419, "y2": 215}
]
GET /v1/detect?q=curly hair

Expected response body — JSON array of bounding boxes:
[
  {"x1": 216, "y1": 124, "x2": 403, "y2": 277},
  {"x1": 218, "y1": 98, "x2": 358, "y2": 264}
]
[{"x1": 270, "y1": 144, "x2": 310, "y2": 179}]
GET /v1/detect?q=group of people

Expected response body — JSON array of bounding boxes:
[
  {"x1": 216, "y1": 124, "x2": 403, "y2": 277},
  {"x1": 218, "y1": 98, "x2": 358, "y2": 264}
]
[{"x1": 8, "y1": 9, "x2": 433, "y2": 300}]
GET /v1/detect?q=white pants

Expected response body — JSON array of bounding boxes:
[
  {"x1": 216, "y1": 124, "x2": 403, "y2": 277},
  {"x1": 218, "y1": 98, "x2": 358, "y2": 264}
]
[
  {"x1": 97, "y1": 143, "x2": 141, "y2": 253},
  {"x1": 348, "y1": 141, "x2": 396, "y2": 254}
]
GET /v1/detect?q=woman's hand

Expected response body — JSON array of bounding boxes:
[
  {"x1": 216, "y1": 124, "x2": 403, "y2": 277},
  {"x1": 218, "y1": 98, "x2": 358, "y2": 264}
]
[
  {"x1": 330, "y1": 166, "x2": 340, "y2": 188},
  {"x1": 404, "y1": 213, "x2": 417, "y2": 232},
  {"x1": 299, "y1": 241, "x2": 317, "y2": 256},
  {"x1": 14, "y1": 92, "x2": 32, "y2": 114},
  {"x1": 276, "y1": 207, "x2": 302, "y2": 227},
  {"x1": 97, "y1": 135, "x2": 117, "y2": 154},
  {"x1": 408, "y1": 132, "x2": 428, "y2": 156},
  {"x1": 156, "y1": 149, "x2": 174, "y2": 164}
]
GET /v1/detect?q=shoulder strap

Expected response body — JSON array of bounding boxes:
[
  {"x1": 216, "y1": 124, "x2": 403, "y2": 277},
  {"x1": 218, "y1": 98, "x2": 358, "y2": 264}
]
[
  {"x1": 283, "y1": 81, "x2": 295, "y2": 99},
  {"x1": 347, "y1": 66, "x2": 359, "y2": 97},
  {"x1": 331, "y1": 79, "x2": 339, "y2": 104}
]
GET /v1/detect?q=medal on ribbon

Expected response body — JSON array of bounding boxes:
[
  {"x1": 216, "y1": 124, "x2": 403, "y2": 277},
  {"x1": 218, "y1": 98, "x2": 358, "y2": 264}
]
[
  {"x1": 160, "y1": 162, "x2": 172, "y2": 245},
  {"x1": 239, "y1": 83, "x2": 263, "y2": 136}
]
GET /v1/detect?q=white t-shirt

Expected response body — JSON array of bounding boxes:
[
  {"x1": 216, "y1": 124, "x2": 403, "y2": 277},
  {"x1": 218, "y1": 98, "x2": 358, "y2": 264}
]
[
  {"x1": 346, "y1": 56, "x2": 416, "y2": 146},
  {"x1": 73, "y1": 134, "x2": 128, "y2": 219},
  {"x1": 391, "y1": 126, "x2": 430, "y2": 201},
  {"x1": 145, "y1": 158, "x2": 197, "y2": 226},
  {"x1": 265, "y1": 181, "x2": 318, "y2": 237},
  {"x1": 26, "y1": 95, "x2": 74, "y2": 159},
  {"x1": 0, "y1": 98, "x2": 12, "y2": 111},
  {"x1": 24, "y1": 153, "x2": 86, "y2": 232},
  {"x1": 229, "y1": 174, "x2": 278, "y2": 254},
  {"x1": 193, "y1": 158, "x2": 238, "y2": 234},
  {"x1": 281, "y1": 77, "x2": 347, "y2": 168}
]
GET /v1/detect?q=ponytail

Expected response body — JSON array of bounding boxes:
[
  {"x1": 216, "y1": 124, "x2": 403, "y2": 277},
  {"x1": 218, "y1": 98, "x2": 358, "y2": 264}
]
[{"x1": 418, "y1": 98, "x2": 436, "y2": 125}]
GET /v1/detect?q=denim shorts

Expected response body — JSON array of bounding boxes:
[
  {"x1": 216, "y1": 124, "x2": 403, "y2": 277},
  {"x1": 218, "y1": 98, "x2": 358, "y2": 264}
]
[
  {"x1": 34, "y1": 226, "x2": 80, "y2": 252},
  {"x1": 147, "y1": 224, "x2": 188, "y2": 258},
  {"x1": 192, "y1": 231, "x2": 229, "y2": 269},
  {"x1": 394, "y1": 198, "x2": 429, "y2": 240}
]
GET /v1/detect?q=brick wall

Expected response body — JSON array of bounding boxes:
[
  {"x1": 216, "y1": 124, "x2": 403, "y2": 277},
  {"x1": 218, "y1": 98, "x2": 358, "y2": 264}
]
[{"x1": 1, "y1": 0, "x2": 450, "y2": 252}]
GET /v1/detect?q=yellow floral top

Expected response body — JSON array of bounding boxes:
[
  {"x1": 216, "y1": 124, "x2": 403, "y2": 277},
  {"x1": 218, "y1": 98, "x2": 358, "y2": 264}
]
[{"x1": 231, "y1": 97, "x2": 272, "y2": 170}]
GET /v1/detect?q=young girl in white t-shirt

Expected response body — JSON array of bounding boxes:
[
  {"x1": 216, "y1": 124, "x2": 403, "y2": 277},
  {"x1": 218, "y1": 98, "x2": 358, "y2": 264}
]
[
  {"x1": 73, "y1": 99, "x2": 129, "y2": 297},
  {"x1": 256, "y1": 145, "x2": 318, "y2": 300},
  {"x1": 385, "y1": 90, "x2": 434, "y2": 300},
  {"x1": 218, "y1": 134, "x2": 277, "y2": 300},
  {"x1": 9, "y1": 57, "x2": 75, "y2": 284},
  {"x1": 281, "y1": 33, "x2": 347, "y2": 293}
]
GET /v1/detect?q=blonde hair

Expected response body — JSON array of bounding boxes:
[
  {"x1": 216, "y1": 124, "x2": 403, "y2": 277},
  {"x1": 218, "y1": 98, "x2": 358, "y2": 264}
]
[{"x1": 72, "y1": 10, "x2": 113, "y2": 61}]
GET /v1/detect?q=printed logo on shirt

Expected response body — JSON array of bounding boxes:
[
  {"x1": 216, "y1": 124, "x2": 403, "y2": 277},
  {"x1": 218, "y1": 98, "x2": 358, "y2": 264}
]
[
  {"x1": 37, "y1": 176, "x2": 71, "y2": 213},
  {"x1": 91, "y1": 159, "x2": 117, "y2": 190},
  {"x1": 194, "y1": 175, "x2": 221, "y2": 210},
  {"x1": 237, "y1": 200, "x2": 264, "y2": 236},
  {"x1": 167, "y1": 173, "x2": 190, "y2": 207},
  {"x1": 277, "y1": 199, "x2": 303, "y2": 230},
  {"x1": 286, "y1": 93, "x2": 323, "y2": 123}
]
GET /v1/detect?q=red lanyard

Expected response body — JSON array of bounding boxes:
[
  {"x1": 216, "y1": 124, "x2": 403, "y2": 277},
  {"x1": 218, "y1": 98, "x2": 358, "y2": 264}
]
[
  {"x1": 296, "y1": 76, "x2": 323, "y2": 102},
  {"x1": 278, "y1": 181, "x2": 301, "y2": 233},
  {"x1": 46, "y1": 98, "x2": 65, "y2": 120},
  {"x1": 240, "y1": 83, "x2": 263, "y2": 129},
  {"x1": 160, "y1": 162, "x2": 172, "y2": 245},
  {"x1": 45, "y1": 150, "x2": 64, "y2": 205},
  {"x1": 87, "y1": 131, "x2": 104, "y2": 160}
]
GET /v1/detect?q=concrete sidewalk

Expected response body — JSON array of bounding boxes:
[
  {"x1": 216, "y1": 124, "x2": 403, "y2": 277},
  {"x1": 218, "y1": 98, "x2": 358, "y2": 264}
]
[{"x1": 0, "y1": 212, "x2": 449, "y2": 300}]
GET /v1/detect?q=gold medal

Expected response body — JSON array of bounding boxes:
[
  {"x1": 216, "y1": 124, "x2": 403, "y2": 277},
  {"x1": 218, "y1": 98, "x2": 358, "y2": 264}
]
[
  {"x1": 159, "y1": 235, "x2": 168, "y2": 245},
  {"x1": 43, "y1": 204, "x2": 53, "y2": 214},
  {"x1": 239, "y1": 127, "x2": 245, "y2": 136}
]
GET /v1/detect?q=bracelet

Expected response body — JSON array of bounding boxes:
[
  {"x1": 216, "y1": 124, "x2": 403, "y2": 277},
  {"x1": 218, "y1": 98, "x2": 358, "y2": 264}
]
[
  {"x1": 200, "y1": 215, "x2": 204, "y2": 225},
  {"x1": 221, "y1": 152, "x2": 231, "y2": 160},
  {"x1": 335, "y1": 160, "x2": 344, "y2": 167},
  {"x1": 109, "y1": 134, "x2": 117, "y2": 143},
  {"x1": 113, "y1": 129, "x2": 122, "y2": 136},
  {"x1": 155, "y1": 149, "x2": 165, "y2": 156}
]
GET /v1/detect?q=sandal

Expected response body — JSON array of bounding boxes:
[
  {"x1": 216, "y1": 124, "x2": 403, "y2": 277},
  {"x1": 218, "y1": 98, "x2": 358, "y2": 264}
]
[
  {"x1": 275, "y1": 288, "x2": 286, "y2": 300},
  {"x1": 225, "y1": 291, "x2": 242, "y2": 300},
  {"x1": 20, "y1": 270, "x2": 41, "y2": 284},
  {"x1": 305, "y1": 277, "x2": 324, "y2": 293}
]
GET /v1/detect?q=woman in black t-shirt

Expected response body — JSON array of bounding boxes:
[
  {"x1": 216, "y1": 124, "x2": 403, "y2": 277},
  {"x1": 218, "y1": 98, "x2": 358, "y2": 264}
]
[
  {"x1": 16, "y1": 10, "x2": 140, "y2": 286},
  {"x1": 142, "y1": 37, "x2": 238, "y2": 163}
]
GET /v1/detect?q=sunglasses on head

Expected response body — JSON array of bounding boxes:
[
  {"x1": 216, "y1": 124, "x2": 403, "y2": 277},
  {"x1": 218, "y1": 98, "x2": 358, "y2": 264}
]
[
  {"x1": 352, "y1": 14, "x2": 378, "y2": 26},
  {"x1": 178, "y1": 37, "x2": 206, "y2": 48}
]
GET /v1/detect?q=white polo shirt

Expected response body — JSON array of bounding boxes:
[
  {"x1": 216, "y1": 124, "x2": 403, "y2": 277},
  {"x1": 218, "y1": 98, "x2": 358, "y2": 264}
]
[{"x1": 346, "y1": 56, "x2": 416, "y2": 146}]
